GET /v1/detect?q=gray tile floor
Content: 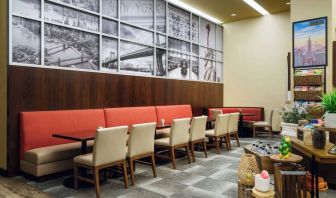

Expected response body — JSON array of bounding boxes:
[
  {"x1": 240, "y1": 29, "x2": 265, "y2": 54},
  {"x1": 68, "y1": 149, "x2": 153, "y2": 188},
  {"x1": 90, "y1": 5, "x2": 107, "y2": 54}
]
[{"x1": 17, "y1": 137, "x2": 336, "y2": 198}]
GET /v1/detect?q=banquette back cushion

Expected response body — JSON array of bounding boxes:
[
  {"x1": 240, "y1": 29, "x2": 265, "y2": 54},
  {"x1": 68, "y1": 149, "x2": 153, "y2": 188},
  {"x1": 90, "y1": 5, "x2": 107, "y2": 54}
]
[
  {"x1": 104, "y1": 106, "x2": 157, "y2": 128},
  {"x1": 208, "y1": 107, "x2": 263, "y2": 121},
  {"x1": 155, "y1": 105, "x2": 193, "y2": 126},
  {"x1": 20, "y1": 109, "x2": 106, "y2": 159}
]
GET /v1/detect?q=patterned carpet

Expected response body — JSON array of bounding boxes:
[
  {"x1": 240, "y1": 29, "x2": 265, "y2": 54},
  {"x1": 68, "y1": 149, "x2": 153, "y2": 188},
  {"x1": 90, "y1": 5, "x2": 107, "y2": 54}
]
[{"x1": 10, "y1": 137, "x2": 336, "y2": 198}]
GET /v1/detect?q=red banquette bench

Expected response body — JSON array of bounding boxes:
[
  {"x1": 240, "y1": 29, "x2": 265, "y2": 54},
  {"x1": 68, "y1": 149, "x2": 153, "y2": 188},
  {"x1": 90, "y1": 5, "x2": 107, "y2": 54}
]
[
  {"x1": 208, "y1": 107, "x2": 265, "y2": 122},
  {"x1": 20, "y1": 105, "x2": 193, "y2": 177}
]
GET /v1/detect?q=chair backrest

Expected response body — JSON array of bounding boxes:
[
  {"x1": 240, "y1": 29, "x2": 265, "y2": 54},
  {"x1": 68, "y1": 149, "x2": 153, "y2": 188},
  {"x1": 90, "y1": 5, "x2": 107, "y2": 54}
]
[
  {"x1": 271, "y1": 109, "x2": 282, "y2": 131},
  {"x1": 169, "y1": 118, "x2": 191, "y2": 146},
  {"x1": 281, "y1": 171, "x2": 307, "y2": 198},
  {"x1": 189, "y1": 116, "x2": 208, "y2": 141},
  {"x1": 210, "y1": 109, "x2": 223, "y2": 120},
  {"x1": 214, "y1": 114, "x2": 230, "y2": 136},
  {"x1": 128, "y1": 122, "x2": 156, "y2": 157},
  {"x1": 228, "y1": 113, "x2": 240, "y2": 133},
  {"x1": 93, "y1": 126, "x2": 128, "y2": 166}
]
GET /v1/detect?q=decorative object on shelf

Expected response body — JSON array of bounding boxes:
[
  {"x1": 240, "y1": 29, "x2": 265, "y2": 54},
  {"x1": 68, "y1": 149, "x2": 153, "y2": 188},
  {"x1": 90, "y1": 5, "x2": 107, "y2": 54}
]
[
  {"x1": 297, "y1": 127, "x2": 313, "y2": 146},
  {"x1": 254, "y1": 170, "x2": 270, "y2": 192},
  {"x1": 278, "y1": 136, "x2": 292, "y2": 159},
  {"x1": 319, "y1": 89, "x2": 336, "y2": 128},
  {"x1": 293, "y1": 17, "x2": 327, "y2": 68},
  {"x1": 238, "y1": 154, "x2": 260, "y2": 187},
  {"x1": 312, "y1": 128, "x2": 327, "y2": 149},
  {"x1": 280, "y1": 103, "x2": 308, "y2": 137}
]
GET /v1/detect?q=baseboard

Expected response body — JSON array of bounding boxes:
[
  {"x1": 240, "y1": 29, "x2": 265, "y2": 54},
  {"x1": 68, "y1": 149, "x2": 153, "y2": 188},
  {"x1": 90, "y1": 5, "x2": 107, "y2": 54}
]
[{"x1": 0, "y1": 167, "x2": 8, "y2": 177}]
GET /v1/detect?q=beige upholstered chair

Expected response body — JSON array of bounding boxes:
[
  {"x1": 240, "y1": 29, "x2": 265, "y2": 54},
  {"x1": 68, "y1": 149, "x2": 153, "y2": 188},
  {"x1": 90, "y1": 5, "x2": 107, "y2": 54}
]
[
  {"x1": 228, "y1": 113, "x2": 240, "y2": 149},
  {"x1": 155, "y1": 118, "x2": 191, "y2": 169},
  {"x1": 189, "y1": 116, "x2": 208, "y2": 162},
  {"x1": 73, "y1": 126, "x2": 129, "y2": 198},
  {"x1": 253, "y1": 110, "x2": 277, "y2": 138},
  {"x1": 205, "y1": 114, "x2": 230, "y2": 153},
  {"x1": 127, "y1": 122, "x2": 157, "y2": 185},
  {"x1": 210, "y1": 109, "x2": 223, "y2": 128}
]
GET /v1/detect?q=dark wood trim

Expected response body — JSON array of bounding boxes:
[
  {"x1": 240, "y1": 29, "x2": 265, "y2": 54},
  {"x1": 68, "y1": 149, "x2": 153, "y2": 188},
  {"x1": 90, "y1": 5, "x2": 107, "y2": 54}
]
[
  {"x1": 333, "y1": 41, "x2": 336, "y2": 87},
  {"x1": 287, "y1": 52, "x2": 291, "y2": 91},
  {"x1": 7, "y1": 65, "x2": 223, "y2": 177}
]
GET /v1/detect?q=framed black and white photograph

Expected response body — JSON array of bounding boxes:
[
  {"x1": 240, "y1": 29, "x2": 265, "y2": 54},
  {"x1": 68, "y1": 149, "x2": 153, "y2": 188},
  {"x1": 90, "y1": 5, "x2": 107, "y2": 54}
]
[
  {"x1": 168, "y1": 51, "x2": 189, "y2": 79},
  {"x1": 120, "y1": 41, "x2": 154, "y2": 75},
  {"x1": 120, "y1": 0, "x2": 154, "y2": 30},
  {"x1": 44, "y1": 2, "x2": 99, "y2": 32},
  {"x1": 216, "y1": 25, "x2": 223, "y2": 51},
  {"x1": 12, "y1": 0, "x2": 41, "y2": 19},
  {"x1": 156, "y1": 0, "x2": 166, "y2": 33},
  {"x1": 168, "y1": 37, "x2": 190, "y2": 53},
  {"x1": 191, "y1": 56, "x2": 199, "y2": 80},
  {"x1": 53, "y1": 0, "x2": 99, "y2": 13},
  {"x1": 102, "y1": 18, "x2": 118, "y2": 36},
  {"x1": 120, "y1": 23, "x2": 154, "y2": 45},
  {"x1": 9, "y1": 0, "x2": 224, "y2": 84},
  {"x1": 102, "y1": 0, "x2": 118, "y2": 18},
  {"x1": 12, "y1": 16, "x2": 41, "y2": 65},
  {"x1": 44, "y1": 24, "x2": 99, "y2": 70},
  {"x1": 101, "y1": 37, "x2": 118, "y2": 71},
  {"x1": 168, "y1": 4, "x2": 190, "y2": 41},
  {"x1": 192, "y1": 15, "x2": 199, "y2": 43},
  {"x1": 156, "y1": 34, "x2": 166, "y2": 48},
  {"x1": 216, "y1": 62, "x2": 222, "y2": 82},
  {"x1": 200, "y1": 58, "x2": 216, "y2": 82},
  {"x1": 200, "y1": 18, "x2": 216, "y2": 49},
  {"x1": 156, "y1": 49, "x2": 166, "y2": 76}
]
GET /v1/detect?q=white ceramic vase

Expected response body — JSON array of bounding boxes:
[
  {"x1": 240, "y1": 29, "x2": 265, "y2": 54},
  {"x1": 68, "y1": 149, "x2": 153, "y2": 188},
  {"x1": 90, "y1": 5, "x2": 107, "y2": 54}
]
[
  {"x1": 280, "y1": 122, "x2": 298, "y2": 137},
  {"x1": 324, "y1": 112, "x2": 336, "y2": 128}
]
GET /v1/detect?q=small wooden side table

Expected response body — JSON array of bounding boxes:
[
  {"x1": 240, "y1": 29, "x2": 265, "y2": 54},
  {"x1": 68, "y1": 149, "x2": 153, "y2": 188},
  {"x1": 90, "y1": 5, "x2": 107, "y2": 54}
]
[
  {"x1": 252, "y1": 188, "x2": 275, "y2": 198},
  {"x1": 270, "y1": 154, "x2": 303, "y2": 197}
]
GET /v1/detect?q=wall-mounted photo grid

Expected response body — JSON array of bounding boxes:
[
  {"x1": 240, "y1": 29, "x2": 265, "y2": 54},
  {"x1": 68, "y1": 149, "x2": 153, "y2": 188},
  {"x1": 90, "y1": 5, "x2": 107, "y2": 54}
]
[{"x1": 10, "y1": 0, "x2": 223, "y2": 83}]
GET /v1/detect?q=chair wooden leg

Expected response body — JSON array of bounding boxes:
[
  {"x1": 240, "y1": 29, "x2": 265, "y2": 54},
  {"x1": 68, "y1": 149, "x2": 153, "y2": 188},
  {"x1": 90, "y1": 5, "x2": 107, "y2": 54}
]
[
  {"x1": 129, "y1": 158, "x2": 135, "y2": 186},
  {"x1": 170, "y1": 147, "x2": 176, "y2": 169},
  {"x1": 203, "y1": 140, "x2": 208, "y2": 158},
  {"x1": 214, "y1": 137, "x2": 220, "y2": 154},
  {"x1": 227, "y1": 134, "x2": 232, "y2": 150},
  {"x1": 122, "y1": 160, "x2": 129, "y2": 188},
  {"x1": 74, "y1": 164, "x2": 79, "y2": 189},
  {"x1": 93, "y1": 167, "x2": 100, "y2": 198},
  {"x1": 185, "y1": 145, "x2": 191, "y2": 164},
  {"x1": 253, "y1": 126, "x2": 256, "y2": 137},
  {"x1": 269, "y1": 126, "x2": 273, "y2": 138},
  {"x1": 223, "y1": 135, "x2": 230, "y2": 151},
  {"x1": 190, "y1": 143, "x2": 196, "y2": 163},
  {"x1": 235, "y1": 132, "x2": 240, "y2": 147},
  {"x1": 150, "y1": 153, "x2": 157, "y2": 177}
]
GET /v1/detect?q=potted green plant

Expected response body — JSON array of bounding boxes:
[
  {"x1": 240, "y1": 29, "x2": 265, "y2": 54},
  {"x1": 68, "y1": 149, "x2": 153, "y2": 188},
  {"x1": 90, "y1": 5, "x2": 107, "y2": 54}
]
[
  {"x1": 320, "y1": 90, "x2": 336, "y2": 128},
  {"x1": 280, "y1": 103, "x2": 308, "y2": 137}
]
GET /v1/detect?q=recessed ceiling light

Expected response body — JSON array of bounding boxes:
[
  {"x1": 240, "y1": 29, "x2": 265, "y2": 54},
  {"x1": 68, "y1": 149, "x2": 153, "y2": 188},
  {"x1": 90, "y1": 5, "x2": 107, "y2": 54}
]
[
  {"x1": 167, "y1": 0, "x2": 223, "y2": 24},
  {"x1": 231, "y1": 13, "x2": 237, "y2": 17},
  {"x1": 243, "y1": 0, "x2": 270, "y2": 15},
  {"x1": 286, "y1": 2, "x2": 291, "y2": 5}
]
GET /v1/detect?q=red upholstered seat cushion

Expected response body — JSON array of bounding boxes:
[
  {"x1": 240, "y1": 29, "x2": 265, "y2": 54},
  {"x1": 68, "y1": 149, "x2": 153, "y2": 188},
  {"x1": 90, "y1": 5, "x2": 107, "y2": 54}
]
[
  {"x1": 104, "y1": 106, "x2": 157, "y2": 128},
  {"x1": 155, "y1": 105, "x2": 193, "y2": 126},
  {"x1": 20, "y1": 109, "x2": 106, "y2": 159},
  {"x1": 208, "y1": 107, "x2": 263, "y2": 121}
]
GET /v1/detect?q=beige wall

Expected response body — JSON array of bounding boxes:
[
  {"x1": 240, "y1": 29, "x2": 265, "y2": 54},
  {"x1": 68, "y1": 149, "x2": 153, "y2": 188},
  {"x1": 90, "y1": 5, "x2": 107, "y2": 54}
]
[
  {"x1": 291, "y1": 0, "x2": 334, "y2": 91},
  {"x1": 0, "y1": 0, "x2": 7, "y2": 170},
  {"x1": 223, "y1": 11, "x2": 290, "y2": 129}
]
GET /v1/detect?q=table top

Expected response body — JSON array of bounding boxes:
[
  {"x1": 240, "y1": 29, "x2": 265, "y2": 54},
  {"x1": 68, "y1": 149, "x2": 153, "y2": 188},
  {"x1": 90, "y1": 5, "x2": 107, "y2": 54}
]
[
  {"x1": 291, "y1": 137, "x2": 336, "y2": 163},
  {"x1": 240, "y1": 113, "x2": 256, "y2": 116},
  {"x1": 53, "y1": 130, "x2": 97, "y2": 142},
  {"x1": 270, "y1": 154, "x2": 303, "y2": 163}
]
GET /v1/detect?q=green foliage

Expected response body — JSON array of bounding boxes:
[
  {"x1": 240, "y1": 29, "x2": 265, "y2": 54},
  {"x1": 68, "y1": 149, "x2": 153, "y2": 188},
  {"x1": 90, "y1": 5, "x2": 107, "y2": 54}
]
[
  {"x1": 321, "y1": 90, "x2": 336, "y2": 113},
  {"x1": 281, "y1": 103, "x2": 308, "y2": 124}
]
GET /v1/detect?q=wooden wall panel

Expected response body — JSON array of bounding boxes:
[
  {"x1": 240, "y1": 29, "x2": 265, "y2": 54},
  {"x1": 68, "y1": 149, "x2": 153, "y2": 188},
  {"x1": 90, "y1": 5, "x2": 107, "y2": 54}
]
[{"x1": 7, "y1": 66, "x2": 223, "y2": 176}]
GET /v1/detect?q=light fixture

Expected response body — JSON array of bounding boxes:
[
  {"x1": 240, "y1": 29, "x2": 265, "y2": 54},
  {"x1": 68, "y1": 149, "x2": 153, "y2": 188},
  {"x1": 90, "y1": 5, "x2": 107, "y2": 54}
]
[
  {"x1": 286, "y1": 2, "x2": 291, "y2": 5},
  {"x1": 166, "y1": 0, "x2": 223, "y2": 24},
  {"x1": 243, "y1": 0, "x2": 270, "y2": 15},
  {"x1": 231, "y1": 13, "x2": 237, "y2": 17}
]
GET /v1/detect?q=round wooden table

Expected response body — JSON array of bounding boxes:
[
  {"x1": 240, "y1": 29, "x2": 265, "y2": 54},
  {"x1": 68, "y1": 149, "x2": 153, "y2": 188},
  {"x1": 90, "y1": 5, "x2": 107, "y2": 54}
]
[
  {"x1": 252, "y1": 188, "x2": 275, "y2": 198},
  {"x1": 270, "y1": 154, "x2": 303, "y2": 163}
]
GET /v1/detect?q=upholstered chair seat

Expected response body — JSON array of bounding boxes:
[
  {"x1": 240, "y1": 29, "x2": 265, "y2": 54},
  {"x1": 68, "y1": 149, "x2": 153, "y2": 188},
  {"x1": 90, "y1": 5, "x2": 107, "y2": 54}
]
[
  {"x1": 228, "y1": 113, "x2": 240, "y2": 149},
  {"x1": 154, "y1": 137, "x2": 170, "y2": 146},
  {"x1": 74, "y1": 153, "x2": 93, "y2": 166}
]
